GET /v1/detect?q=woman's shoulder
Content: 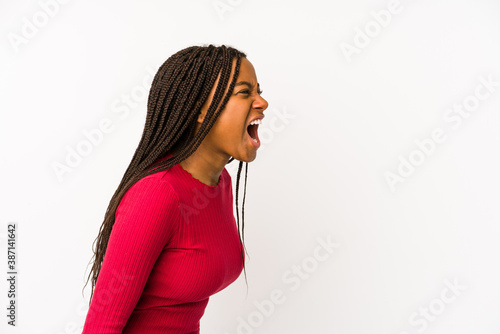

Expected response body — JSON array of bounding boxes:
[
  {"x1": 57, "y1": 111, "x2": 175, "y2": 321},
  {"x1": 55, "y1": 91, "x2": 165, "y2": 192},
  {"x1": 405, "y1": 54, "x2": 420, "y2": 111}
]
[{"x1": 121, "y1": 170, "x2": 181, "y2": 208}]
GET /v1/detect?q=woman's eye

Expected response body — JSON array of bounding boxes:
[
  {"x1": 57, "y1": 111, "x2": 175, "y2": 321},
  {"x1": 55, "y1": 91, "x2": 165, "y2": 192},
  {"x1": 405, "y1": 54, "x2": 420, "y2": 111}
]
[
  {"x1": 239, "y1": 90, "x2": 250, "y2": 94},
  {"x1": 238, "y1": 89, "x2": 264, "y2": 95}
]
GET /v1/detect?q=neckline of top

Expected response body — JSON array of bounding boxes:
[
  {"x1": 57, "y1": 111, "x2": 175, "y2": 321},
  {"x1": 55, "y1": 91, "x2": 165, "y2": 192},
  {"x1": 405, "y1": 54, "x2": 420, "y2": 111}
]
[
  {"x1": 176, "y1": 161, "x2": 222, "y2": 189},
  {"x1": 163, "y1": 154, "x2": 224, "y2": 189}
]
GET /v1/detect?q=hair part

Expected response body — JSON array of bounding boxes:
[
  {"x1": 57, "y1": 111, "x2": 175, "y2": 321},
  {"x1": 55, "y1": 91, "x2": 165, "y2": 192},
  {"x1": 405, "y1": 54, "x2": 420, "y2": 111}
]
[{"x1": 82, "y1": 44, "x2": 251, "y2": 305}]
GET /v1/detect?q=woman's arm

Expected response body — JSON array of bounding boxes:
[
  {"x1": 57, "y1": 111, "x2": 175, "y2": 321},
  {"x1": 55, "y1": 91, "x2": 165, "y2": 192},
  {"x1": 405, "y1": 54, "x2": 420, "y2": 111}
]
[{"x1": 82, "y1": 176, "x2": 180, "y2": 333}]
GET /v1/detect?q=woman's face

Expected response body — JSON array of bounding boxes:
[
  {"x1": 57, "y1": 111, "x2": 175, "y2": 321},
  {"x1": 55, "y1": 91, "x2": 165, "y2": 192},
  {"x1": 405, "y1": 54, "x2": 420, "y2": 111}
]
[{"x1": 196, "y1": 57, "x2": 269, "y2": 163}]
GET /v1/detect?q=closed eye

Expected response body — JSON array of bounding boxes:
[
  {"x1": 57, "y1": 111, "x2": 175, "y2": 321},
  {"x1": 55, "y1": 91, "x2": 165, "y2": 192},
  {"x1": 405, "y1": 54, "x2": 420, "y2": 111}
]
[{"x1": 239, "y1": 89, "x2": 264, "y2": 95}]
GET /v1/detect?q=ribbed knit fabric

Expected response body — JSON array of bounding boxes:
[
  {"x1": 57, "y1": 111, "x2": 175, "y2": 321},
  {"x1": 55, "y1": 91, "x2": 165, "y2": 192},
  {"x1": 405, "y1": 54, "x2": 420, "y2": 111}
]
[{"x1": 82, "y1": 154, "x2": 245, "y2": 333}]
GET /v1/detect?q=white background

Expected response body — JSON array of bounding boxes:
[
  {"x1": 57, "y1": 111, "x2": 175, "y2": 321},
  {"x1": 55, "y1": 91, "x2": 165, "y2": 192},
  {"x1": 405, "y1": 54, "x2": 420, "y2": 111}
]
[{"x1": 1, "y1": 0, "x2": 499, "y2": 333}]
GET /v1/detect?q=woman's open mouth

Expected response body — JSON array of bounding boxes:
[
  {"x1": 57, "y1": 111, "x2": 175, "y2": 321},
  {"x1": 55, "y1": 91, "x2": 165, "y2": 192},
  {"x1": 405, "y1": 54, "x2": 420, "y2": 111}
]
[{"x1": 247, "y1": 119, "x2": 261, "y2": 148}]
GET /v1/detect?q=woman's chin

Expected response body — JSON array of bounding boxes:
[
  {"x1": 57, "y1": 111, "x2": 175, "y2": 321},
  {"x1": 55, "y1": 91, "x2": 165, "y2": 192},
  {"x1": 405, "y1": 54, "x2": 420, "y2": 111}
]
[{"x1": 232, "y1": 150, "x2": 257, "y2": 163}]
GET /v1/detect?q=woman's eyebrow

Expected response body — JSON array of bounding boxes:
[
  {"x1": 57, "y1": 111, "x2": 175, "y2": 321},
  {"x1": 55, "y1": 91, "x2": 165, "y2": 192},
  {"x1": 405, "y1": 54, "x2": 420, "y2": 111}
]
[{"x1": 235, "y1": 81, "x2": 260, "y2": 90}]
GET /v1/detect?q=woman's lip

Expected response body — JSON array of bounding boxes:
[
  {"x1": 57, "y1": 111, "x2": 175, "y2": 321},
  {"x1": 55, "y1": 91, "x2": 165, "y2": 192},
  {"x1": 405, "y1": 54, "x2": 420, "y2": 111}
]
[{"x1": 248, "y1": 130, "x2": 260, "y2": 148}]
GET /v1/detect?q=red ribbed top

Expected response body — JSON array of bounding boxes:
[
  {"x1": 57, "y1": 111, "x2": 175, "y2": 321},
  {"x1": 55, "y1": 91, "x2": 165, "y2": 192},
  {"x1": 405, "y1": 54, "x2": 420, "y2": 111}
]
[{"x1": 82, "y1": 155, "x2": 245, "y2": 333}]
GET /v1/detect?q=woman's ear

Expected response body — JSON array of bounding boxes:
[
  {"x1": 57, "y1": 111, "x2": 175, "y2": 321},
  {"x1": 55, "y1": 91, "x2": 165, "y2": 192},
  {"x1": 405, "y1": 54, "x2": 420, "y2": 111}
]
[
  {"x1": 197, "y1": 112, "x2": 204, "y2": 124},
  {"x1": 196, "y1": 100, "x2": 206, "y2": 124}
]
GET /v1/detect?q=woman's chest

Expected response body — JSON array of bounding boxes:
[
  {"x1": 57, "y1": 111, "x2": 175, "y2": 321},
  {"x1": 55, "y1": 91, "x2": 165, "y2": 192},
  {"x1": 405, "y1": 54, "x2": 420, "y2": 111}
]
[{"x1": 143, "y1": 211, "x2": 244, "y2": 303}]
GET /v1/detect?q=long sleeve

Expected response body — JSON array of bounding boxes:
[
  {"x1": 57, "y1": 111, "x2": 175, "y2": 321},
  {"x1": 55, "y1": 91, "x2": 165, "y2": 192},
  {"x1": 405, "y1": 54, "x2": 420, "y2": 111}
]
[{"x1": 82, "y1": 176, "x2": 181, "y2": 333}]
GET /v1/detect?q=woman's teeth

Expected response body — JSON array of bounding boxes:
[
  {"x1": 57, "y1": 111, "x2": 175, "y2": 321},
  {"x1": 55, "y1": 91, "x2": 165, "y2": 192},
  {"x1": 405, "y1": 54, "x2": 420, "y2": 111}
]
[{"x1": 249, "y1": 119, "x2": 262, "y2": 125}]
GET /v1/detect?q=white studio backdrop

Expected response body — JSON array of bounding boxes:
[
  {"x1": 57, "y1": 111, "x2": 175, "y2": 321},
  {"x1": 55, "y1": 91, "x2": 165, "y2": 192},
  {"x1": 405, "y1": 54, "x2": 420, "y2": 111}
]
[{"x1": 1, "y1": 0, "x2": 499, "y2": 333}]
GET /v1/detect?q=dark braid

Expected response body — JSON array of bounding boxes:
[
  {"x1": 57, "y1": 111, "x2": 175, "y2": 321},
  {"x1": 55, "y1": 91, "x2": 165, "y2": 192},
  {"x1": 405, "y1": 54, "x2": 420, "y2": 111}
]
[
  {"x1": 235, "y1": 160, "x2": 249, "y2": 295},
  {"x1": 82, "y1": 44, "x2": 251, "y2": 305}
]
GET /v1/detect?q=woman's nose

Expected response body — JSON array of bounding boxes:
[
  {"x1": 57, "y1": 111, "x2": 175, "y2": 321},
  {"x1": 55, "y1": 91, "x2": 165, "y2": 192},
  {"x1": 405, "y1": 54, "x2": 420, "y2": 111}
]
[{"x1": 254, "y1": 95, "x2": 269, "y2": 111}]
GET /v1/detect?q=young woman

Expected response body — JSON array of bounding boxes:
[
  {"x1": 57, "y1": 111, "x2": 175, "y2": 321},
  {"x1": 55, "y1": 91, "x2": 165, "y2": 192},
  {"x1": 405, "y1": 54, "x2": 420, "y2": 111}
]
[{"x1": 81, "y1": 44, "x2": 268, "y2": 333}]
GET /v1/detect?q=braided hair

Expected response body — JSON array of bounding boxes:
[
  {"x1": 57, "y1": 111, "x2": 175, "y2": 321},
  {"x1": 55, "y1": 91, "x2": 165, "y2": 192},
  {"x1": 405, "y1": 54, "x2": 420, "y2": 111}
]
[{"x1": 83, "y1": 44, "x2": 251, "y2": 305}]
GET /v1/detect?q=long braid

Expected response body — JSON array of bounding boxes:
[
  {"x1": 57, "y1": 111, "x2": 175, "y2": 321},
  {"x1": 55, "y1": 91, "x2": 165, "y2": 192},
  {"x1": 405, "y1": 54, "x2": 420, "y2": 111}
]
[
  {"x1": 83, "y1": 45, "x2": 251, "y2": 305},
  {"x1": 236, "y1": 160, "x2": 250, "y2": 297}
]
